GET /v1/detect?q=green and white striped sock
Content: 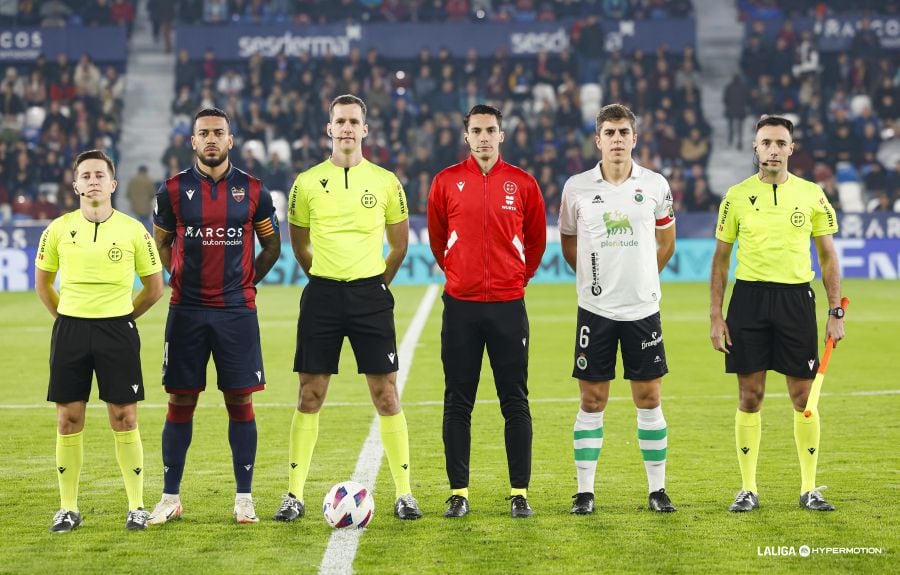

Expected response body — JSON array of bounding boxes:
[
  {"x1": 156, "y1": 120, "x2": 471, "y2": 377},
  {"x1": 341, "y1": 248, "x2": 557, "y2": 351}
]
[
  {"x1": 573, "y1": 409, "x2": 604, "y2": 494},
  {"x1": 637, "y1": 406, "x2": 667, "y2": 493}
]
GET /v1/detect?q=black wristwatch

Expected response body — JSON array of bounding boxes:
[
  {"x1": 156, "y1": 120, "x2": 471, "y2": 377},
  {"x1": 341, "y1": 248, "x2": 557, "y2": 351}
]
[{"x1": 828, "y1": 307, "x2": 845, "y2": 319}]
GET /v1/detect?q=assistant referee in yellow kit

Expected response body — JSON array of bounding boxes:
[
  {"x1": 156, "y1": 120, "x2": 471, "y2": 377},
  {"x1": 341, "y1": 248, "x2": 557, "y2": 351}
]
[
  {"x1": 272, "y1": 94, "x2": 422, "y2": 523},
  {"x1": 35, "y1": 150, "x2": 163, "y2": 533},
  {"x1": 709, "y1": 116, "x2": 845, "y2": 514}
]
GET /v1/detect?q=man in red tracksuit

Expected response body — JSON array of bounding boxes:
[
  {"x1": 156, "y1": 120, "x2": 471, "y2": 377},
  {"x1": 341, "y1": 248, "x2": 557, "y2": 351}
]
[{"x1": 427, "y1": 104, "x2": 547, "y2": 519}]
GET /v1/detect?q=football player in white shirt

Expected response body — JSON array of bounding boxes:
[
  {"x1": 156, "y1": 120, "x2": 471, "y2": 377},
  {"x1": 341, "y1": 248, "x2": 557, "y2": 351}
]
[{"x1": 559, "y1": 103, "x2": 677, "y2": 515}]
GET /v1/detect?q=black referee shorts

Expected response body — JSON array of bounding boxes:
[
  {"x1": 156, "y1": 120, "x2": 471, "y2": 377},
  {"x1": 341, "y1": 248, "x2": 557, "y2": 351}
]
[
  {"x1": 725, "y1": 280, "x2": 819, "y2": 378},
  {"x1": 294, "y1": 275, "x2": 398, "y2": 375},
  {"x1": 48, "y1": 314, "x2": 145, "y2": 404}
]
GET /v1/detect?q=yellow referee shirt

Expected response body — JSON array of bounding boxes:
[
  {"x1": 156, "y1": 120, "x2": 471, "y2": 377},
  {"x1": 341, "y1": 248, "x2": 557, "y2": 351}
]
[
  {"x1": 715, "y1": 173, "x2": 838, "y2": 283},
  {"x1": 35, "y1": 210, "x2": 162, "y2": 318},
  {"x1": 287, "y1": 158, "x2": 408, "y2": 281}
]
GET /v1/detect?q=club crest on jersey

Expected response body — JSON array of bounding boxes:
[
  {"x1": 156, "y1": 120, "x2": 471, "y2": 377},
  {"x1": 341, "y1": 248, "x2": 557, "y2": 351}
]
[
  {"x1": 503, "y1": 181, "x2": 518, "y2": 195},
  {"x1": 633, "y1": 189, "x2": 644, "y2": 204},
  {"x1": 231, "y1": 186, "x2": 246, "y2": 202},
  {"x1": 457, "y1": 181, "x2": 465, "y2": 191}
]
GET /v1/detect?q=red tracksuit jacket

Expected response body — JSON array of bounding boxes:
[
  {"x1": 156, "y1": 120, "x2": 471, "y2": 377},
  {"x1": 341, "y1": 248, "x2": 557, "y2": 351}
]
[{"x1": 427, "y1": 155, "x2": 547, "y2": 302}]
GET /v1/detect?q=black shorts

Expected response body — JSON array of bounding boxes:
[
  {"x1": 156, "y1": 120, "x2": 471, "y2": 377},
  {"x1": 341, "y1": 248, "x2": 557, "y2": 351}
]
[
  {"x1": 725, "y1": 280, "x2": 819, "y2": 378},
  {"x1": 163, "y1": 307, "x2": 265, "y2": 394},
  {"x1": 294, "y1": 275, "x2": 397, "y2": 375},
  {"x1": 48, "y1": 314, "x2": 144, "y2": 404},
  {"x1": 572, "y1": 308, "x2": 668, "y2": 382},
  {"x1": 441, "y1": 293, "x2": 529, "y2": 386}
]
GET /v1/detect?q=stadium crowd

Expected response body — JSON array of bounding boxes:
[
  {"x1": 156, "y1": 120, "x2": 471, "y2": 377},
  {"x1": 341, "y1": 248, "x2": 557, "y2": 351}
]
[
  {"x1": 0, "y1": 0, "x2": 897, "y2": 221},
  {"x1": 730, "y1": 0, "x2": 900, "y2": 211},
  {"x1": 162, "y1": 0, "x2": 720, "y2": 217},
  {"x1": 0, "y1": 50, "x2": 126, "y2": 222}
]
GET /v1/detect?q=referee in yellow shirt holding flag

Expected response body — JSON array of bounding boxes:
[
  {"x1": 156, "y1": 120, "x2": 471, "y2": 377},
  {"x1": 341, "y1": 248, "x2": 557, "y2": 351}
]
[
  {"x1": 710, "y1": 116, "x2": 845, "y2": 513},
  {"x1": 35, "y1": 150, "x2": 164, "y2": 532},
  {"x1": 273, "y1": 94, "x2": 421, "y2": 521}
]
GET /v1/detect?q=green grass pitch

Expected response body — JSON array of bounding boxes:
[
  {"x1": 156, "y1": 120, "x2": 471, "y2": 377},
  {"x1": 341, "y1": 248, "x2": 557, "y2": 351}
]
[{"x1": 0, "y1": 280, "x2": 896, "y2": 574}]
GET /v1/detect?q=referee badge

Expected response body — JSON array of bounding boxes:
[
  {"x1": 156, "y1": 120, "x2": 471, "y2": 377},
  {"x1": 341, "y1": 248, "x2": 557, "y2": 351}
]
[
  {"x1": 232, "y1": 186, "x2": 246, "y2": 202},
  {"x1": 108, "y1": 246, "x2": 123, "y2": 262}
]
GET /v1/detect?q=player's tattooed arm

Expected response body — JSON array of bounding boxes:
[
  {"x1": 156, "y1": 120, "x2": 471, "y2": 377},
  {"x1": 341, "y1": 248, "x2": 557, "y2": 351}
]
[
  {"x1": 153, "y1": 227, "x2": 175, "y2": 272},
  {"x1": 253, "y1": 231, "x2": 281, "y2": 284}
]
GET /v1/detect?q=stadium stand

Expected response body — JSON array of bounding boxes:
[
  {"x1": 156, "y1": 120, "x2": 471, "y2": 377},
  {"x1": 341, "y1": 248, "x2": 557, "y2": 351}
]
[
  {"x1": 162, "y1": 0, "x2": 721, "y2": 215},
  {"x1": 0, "y1": 0, "x2": 132, "y2": 223},
  {"x1": 0, "y1": 0, "x2": 896, "y2": 221},
  {"x1": 734, "y1": 0, "x2": 899, "y2": 212}
]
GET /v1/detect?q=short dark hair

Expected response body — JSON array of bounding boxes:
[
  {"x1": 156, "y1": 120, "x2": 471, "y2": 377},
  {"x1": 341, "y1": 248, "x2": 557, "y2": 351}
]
[
  {"x1": 73, "y1": 149, "x2": 115, "y2": 179},
  {"x1": 330, "y1": 94, "x2": 367, "y2": 121},
  {"x1": 194, "y1": 107, "x2": 230, "y2": 131},
  {"x1": 595, "y1": 103, "x2": 637, "y2": 134},
  {"x1": 464, "y1": 104, "x2": 502, "y2": 130},
  {"x1": 755, "y1": 115, "x2": 794, "y2": 136}
]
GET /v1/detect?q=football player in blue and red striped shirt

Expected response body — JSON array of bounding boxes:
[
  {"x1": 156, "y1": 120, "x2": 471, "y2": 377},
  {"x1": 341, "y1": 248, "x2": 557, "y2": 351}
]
[{"x1": 149, "y1": 108, "x2": 281, "y2": 525}]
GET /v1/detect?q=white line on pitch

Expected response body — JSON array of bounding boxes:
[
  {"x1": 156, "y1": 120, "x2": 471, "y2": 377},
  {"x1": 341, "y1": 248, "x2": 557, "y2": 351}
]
[
  {"x1": 2, "y1": 388, "x2": 897, "y2": 411},
  {"x1": 317, "y1": 283, "x2": 438, "y2": 575}
]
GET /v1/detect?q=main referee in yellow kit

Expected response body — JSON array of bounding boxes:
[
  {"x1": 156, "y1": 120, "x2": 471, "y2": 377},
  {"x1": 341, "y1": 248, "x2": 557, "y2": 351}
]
[
  {"x1": 709, "y1": 116, "x2": 845, "y2": 513},
  {"x1": 35, "y1": 150, "x2": 164, "y2": 532},
  {"x1": 273, "y1": 94, "x2": 422, "y2": 522}
]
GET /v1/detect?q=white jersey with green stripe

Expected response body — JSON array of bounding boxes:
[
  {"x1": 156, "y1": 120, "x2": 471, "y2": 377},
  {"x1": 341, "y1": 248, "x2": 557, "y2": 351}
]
[{"x1": 559, "y1": 161, "x2": 674, "y2": 321}]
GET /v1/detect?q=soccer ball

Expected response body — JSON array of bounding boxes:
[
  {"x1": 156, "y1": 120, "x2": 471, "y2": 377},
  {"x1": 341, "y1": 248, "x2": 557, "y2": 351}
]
[{"x1": 323, "y1": 481, "x2": 375, "y2": 529}]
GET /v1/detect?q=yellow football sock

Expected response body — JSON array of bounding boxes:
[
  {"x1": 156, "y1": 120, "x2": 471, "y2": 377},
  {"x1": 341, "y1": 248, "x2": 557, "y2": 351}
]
[
  {"x1": 56, "y1": 431, "x2": 83, "y2": 512},
  {"x1": 288, "y1": 411, "x2": 319, "y2": 502},
  {"x1": 794, "y1": 409, "x2": 820, "y2": 494},
  {"x1": 379, "y1": 411, "x2": 412, "y2": 498},
  {"x1": 510, "y1": 487, "x2": 527, "y2": 498},
  {"x1": 114, "y1": 428, "x2": 144, "y2": 510},
  {"x1": 735, "y1": 410, "x2": 761, "y2": 493},
  {"x1": 451, "y1": 488, "x2": 469, "y2": 499}
]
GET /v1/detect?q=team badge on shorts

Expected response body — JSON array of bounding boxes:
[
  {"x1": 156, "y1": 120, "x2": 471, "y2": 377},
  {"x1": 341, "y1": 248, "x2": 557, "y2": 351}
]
[
  {"x1": 576, "y1": 353, "x2": 588, "y2": 370},
  {"x1": 232, "y1": 186, "x2": 246, "y2": 202}
]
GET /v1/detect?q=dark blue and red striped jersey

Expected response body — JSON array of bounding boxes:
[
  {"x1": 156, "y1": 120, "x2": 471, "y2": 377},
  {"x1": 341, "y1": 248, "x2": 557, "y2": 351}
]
[{"x1": 153, "y1": 164, "x2": 278, "y2": 310}]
